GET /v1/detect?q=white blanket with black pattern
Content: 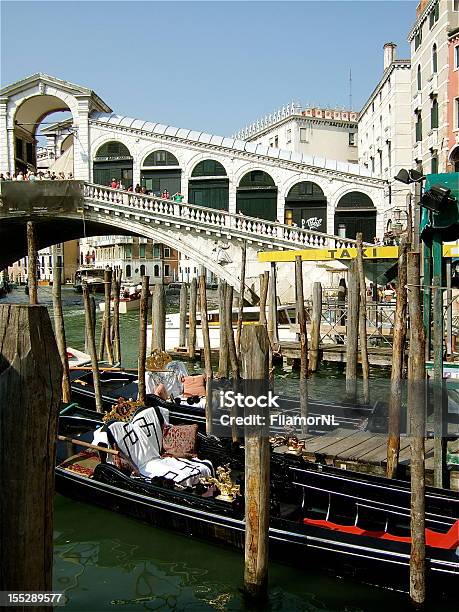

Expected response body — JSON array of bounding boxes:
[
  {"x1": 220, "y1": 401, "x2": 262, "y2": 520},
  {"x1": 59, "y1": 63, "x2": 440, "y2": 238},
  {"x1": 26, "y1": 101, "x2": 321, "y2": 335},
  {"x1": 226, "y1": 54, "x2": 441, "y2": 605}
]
[{"x1": 107, "y1": 406, "x2": 213, "y2": 487}]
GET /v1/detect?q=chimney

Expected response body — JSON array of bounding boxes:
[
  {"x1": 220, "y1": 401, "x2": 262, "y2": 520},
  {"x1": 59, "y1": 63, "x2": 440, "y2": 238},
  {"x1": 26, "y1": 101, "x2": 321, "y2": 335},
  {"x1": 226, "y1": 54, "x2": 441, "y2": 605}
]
[{"x1": 383, "y1": 42, "x2": 397, "y2": 70}]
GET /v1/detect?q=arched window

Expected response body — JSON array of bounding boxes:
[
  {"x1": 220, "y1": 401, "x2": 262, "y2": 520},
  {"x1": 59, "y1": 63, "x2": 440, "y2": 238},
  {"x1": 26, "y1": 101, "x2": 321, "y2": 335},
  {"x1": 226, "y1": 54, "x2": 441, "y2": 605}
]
[
  {"x1": 126, "y1": 264, "x2": 132, "y2": 278},
  {"x1": 154, "y1": 264, "x2": 160, "y2": 277},
  {"x1": 143, "y1": 151, "x2": 179, "y2": 166},
  {"x1": 191, "y1": 159, "x2": 227, "y2": 177},
  {"x1": 140, "y1": 264, "x2": 146, "y2": 276},
  {"x1": 95, "y1": 141, "x2": 132, "y2": 159},
  {"x1": 431, "y1": 98, "x2": 439, "y2": 129},
  {"x1": 239, "y1": 170, "x2": 275, "y2": 187},
  {"x1": 417, "y1": 65, "x2": 422, "y2": 91},
  {"x1": 432, "y1": 43, "x2": 438, "y2": 73}
]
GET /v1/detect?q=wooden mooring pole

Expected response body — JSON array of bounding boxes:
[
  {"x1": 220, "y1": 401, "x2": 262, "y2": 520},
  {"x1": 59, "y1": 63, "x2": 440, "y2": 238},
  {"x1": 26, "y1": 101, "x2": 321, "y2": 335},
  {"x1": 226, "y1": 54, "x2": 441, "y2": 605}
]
[
  {"x1": 188, "y1": 278, "x2": 197, "y2": 359},
  {"x1": 236, "y1": 241, "x2": 247, "y2": 358},
  {"x1": 52, "y1": 263, "x2": 71, "y2": 403},
  {"x1": 199, "y1": 271, "x2": 213, "y2": 433},
  {"x1": 112, "y1": 269, "x2": 122, "y2": 364},
  {"x1": 103, "y1": 267, "x2": 114, "y2": 364},
  {"x1": 407, "y1": 251, "x2": 426, "y2": 605},
  {"x1": 0, "y1": 303, "x2": 62, "y2": 595},
  {"x1": 26, "y1": 221, "x2": 38, "y2": 305},
  {"x1": 138, "y1": 276, "x2": 149, "y2": 405},
  {"x1": 345, "y1": 260, "x2": 359, "y2": 402},
  {"x1": 151, "y1": 284, "x2": 166, "y2": 352},
  {"x1": 259, "y1": 271, "x2": 269, "y2": 327},
  {"x1": 309, "y1": 281, "x2": 322, "y2": 372},
  {"x1": 218, "y1": 280, "x2": 229, "y2": 377},
  {"x1": 84, "y1": 294, "x2": 96, "y2": 356},
  {"x1": 295, "y1": 256, "x2": 308, "y2": 430},
  {"x1": 179, "y1": 282, "x2": 188, "y2": 348},
  {"x1": 386, "y1": 237, "x2": 408, "y2": 479},
  {"x1": 356, "y1": 233, "x2": 370, "y2": 404},
  {"x1": 268, "y1": 262, "x2": 279, "y2": 347},
  {"x1": 82, "y1": 282, "x2": 103, "y2": 412},
  {"x1": 241, "y1": 324, "x2": 270, "y2": 602},
  {"x1": 226, "y1": 283, "x2": 239, "y2": 379}
]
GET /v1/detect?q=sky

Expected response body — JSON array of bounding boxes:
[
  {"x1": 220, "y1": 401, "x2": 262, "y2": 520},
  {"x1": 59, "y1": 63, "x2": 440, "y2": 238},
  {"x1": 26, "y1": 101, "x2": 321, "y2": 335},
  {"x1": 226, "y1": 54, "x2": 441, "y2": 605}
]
[{"x1": 1, "y1": 0, "x2": 417, "y2": 136}]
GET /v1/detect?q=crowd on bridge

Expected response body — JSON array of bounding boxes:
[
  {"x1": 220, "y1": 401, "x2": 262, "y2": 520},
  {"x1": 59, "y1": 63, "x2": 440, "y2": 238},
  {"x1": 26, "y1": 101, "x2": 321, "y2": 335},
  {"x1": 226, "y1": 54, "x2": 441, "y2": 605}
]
[
  {"x1": 0, "y1": 170, "x2": 74, "y2": 181},
  {"x1": 108, "y1": 177, "x2": 184, "y2": 202}
]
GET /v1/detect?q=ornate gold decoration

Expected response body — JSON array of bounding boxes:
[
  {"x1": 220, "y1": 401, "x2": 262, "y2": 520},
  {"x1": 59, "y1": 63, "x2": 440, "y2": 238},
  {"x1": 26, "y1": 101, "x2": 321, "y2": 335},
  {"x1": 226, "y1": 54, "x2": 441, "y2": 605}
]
[
  {"x1": 103, "y1": 397, "x2": 143, "y2": 423},
  {"x1": 269, "y1": 427, "x2": 305, "y2": 455},
  {"x1": 145, "y1": 349, "x2": 172, "y2": 372},
  {"x1": 200, "y1": 464, "x2": 241, "y2": 502}
]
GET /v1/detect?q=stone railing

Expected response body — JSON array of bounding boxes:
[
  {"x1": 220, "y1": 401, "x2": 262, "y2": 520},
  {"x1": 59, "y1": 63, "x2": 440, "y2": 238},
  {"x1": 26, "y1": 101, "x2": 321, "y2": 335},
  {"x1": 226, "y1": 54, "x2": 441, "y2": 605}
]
[{"x1": 83, "y1": 183, "x2": 363, "y2": 250}]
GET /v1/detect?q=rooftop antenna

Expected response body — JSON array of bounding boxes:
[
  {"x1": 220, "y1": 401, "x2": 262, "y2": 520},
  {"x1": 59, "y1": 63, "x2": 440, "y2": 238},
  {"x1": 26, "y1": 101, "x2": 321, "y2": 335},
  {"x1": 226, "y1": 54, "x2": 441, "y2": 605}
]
[{"x1": 349, "y1": 67, "x2": 353, "y2": 110}]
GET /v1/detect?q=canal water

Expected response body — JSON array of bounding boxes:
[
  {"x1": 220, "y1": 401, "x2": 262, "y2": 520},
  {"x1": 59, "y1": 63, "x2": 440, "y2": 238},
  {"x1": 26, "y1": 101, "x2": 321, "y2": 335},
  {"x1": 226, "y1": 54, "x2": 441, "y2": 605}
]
[{"x1": 3, "y1": 287, "x2": 454, "y2": 611}]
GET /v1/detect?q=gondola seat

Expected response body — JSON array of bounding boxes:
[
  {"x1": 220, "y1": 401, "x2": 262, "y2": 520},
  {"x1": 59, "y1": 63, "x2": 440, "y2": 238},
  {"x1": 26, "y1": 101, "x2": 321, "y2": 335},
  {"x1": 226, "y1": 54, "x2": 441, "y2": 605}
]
[{"x1": 104, "y1": 405, "x2": 213, "y2": 488}]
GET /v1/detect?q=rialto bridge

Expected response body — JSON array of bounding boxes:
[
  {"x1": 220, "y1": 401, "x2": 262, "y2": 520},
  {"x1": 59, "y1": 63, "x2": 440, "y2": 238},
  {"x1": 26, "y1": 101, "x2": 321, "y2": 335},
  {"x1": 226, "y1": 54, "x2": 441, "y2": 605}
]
[{"x1": 0, "y1": 73, "x2": 389, "y2": 299}]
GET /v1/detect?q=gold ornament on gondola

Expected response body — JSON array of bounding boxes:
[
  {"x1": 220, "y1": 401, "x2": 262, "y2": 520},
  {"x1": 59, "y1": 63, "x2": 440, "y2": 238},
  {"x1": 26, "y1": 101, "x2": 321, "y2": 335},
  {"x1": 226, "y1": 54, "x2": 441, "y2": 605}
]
[
  {"x1": 145, "y1": 349, "x2": 172, "y2": 372},
  {"x1": 103, "y1": 398, "x2": 143, "y2": 422},
  {"x1": 269, "y1": 427, "x2": 304, "y2": 455},
  {"x1": 200, "y1": 464, "x2": 241, "y2": 502}
]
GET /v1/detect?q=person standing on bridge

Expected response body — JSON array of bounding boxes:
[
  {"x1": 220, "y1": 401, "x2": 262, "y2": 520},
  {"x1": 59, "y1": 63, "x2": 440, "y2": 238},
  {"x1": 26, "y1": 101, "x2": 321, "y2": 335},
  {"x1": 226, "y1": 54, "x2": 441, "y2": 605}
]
[
  {"x1": 161, "y1": 189, "x2": 170, "y2": 200},
  {"x1": 172, "y1": 192, "x2": 184, "y2": 203}
]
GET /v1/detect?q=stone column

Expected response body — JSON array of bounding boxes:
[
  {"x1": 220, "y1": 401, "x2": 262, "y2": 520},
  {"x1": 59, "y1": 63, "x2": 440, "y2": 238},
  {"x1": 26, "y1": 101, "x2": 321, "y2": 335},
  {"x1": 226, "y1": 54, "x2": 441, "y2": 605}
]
[
  {"x1": 0, "y1": 98, "x2": 10, "y2": 173},
  {"x1": 74, "y1": 98, "x2": 90, "y2": 181},
  {"x1": 228, "y1": 181, "x2": 237, "y2": 214}
]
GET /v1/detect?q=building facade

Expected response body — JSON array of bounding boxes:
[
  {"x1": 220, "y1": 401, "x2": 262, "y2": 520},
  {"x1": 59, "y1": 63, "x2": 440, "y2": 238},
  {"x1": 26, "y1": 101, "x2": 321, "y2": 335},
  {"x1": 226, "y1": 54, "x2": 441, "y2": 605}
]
[
  {"x1": 79, "y1": 236, "x2": 179, "y2": 285},
  {"x1": 233, "y1": 104, "x2": 359, "y2": 165},
  {"x1": 9, "y1": 241, "x2": 79, "y2": 284},
  {"x1": 408, "y1": 0, "x2": 459, "y2": 173},
  {"x1": 358, "y1": 43, "x2": 412, "y2": 238},
  {"x1": 447, "y1": 26, "x2": 459, "y2": 171}
]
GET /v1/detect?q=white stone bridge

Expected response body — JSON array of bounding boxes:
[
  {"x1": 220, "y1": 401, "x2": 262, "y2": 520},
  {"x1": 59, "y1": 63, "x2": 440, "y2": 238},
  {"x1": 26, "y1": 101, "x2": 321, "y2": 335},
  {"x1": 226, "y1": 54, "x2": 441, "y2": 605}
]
[{"x1": 0, "y1": 181, "x2": 362, "y2": 301}]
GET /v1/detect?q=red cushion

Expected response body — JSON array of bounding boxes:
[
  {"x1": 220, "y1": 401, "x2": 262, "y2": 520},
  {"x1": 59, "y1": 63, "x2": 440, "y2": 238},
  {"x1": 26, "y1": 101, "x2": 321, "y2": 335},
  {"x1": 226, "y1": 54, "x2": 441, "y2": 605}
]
[
  {"x1": 303, "y1": 517, "x2": 459, "y2": 550},
  {"x1": 162, "y1": 424, "x2": 198, "y2": 458}
]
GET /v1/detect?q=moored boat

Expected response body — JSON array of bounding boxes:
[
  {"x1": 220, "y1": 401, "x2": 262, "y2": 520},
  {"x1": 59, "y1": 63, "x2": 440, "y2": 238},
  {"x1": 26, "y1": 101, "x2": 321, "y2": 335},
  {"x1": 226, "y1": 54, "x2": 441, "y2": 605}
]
[{"x1": 56, "y1": 403, "x2": 459, "y2": 596}]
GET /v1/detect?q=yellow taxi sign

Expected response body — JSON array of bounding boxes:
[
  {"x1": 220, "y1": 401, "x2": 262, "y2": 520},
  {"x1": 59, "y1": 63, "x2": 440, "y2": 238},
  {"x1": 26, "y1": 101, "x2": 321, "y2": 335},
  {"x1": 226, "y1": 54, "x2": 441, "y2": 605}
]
[{"x1": 258, "y1": 246, "x2": 399, "y2": 262}]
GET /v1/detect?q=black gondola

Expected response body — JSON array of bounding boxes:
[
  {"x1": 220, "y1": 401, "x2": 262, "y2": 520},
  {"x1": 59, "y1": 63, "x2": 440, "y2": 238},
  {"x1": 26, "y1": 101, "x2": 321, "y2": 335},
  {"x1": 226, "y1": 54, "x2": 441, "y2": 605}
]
[{"x1": 57, "y1": 402, "x2": 459, "y2": 596}]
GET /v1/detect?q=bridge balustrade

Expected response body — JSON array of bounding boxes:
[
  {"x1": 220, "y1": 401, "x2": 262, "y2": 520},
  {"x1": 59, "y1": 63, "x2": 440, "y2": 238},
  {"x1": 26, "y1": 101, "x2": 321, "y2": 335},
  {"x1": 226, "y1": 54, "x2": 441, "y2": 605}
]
[{"x1": 82, "y1": 182, "x2": 366, "y2": 250}]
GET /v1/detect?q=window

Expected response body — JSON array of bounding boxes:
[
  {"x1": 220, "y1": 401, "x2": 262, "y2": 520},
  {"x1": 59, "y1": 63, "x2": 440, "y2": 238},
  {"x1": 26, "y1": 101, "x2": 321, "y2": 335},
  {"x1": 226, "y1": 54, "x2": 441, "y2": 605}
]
[
  {"x1": 164, "y1": 264, "x2": 171, "y2": 277},
  {"x1": 417, "y1": 64, "x2": 421, "y2": 91},
  {"x1": 126, "y1": 264, "x2": 132, "y2": 278},
  {"x1": 429, "y1": 3, "x2": 439, "y2": 28},
  {"x1": 125, "y1": 245, "x2": 132, "y2": 258},
  {"x1": 143, "y1": 150, "x2": 179, "y2": 166},
  {"x1": 431, "y1": 155, "x2": 438, "y2": 174},
  {"x1": 454, "y1": 0, "x2": 459, "y2": 11},
  {"x1": 432, "y1": 44, "x2": 438, "y2": 73},
  {"x1": 140, "y1": 264, "x2": 146, "y2": 276},
  {"x1": 388, "y1": 141, "x2": 392, "y2": 170},
  {"x1": 349, "y1": 132, "x2": 356, "y2": 146},
  {"x1": 416, "y1": 112, "x2": 423, "y2": 142},
  {"x1": 415, "y1": 29, "x2": 422, "y2": 51},
  {"x1": 286, "y1": 129, "x2": 291, "y2": 143},
  {"x1": 139, "y1": 244, "x2": 146, "y2": 258},
  {"x1": 371, "y1": 156, "x2": 375, "y2": 173},
  {"x1": 455, "y1": 45, "x2": 459, "y2": 69},
  {"x1": 455, "y1": 98, "x2": 459, "y2": 128},
  {"x1": 431, "y1": 98, "x2": 439, "y2": 129},
  {"x1": 274, "y1": 135, "x2": 279, "y2": 147},
  {"x1": 300, "y1": 128, "x2": 308, "y2": 142},
  {"x1": 154, "y1": 264, "x2": 160, "y2": 277},
  {"x1": 164, "y1": 247, "x2": 171, "y2": 258},
  {"x1": 153, "y1": 244, "x2": 161, "y2": 258}
]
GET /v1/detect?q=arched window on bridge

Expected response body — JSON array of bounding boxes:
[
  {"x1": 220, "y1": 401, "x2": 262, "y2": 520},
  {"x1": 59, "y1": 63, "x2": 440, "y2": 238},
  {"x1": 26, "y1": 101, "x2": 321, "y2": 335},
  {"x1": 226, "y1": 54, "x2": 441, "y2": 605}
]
[
  {"x1": 334, "y1": 192, "x2": 376, "y2": 243},
  {"x1": 125, "y1": 264, "x2": 132, "y2": 278},
  {"x1": 93, "y1": 141, "x2": 133, "y2": 188},
  {"x1": 284, "y1": 182, "x2": 327, "y2": 232},
  {"x1": 236, "y1": 170, "x2": 277, "y2": 221},
  {"x1": 141, "y1": 150, "x2": 181, "y2": 196},
  {"x1": 188, "y1": 159, "x2": 229, "y2": 211}
]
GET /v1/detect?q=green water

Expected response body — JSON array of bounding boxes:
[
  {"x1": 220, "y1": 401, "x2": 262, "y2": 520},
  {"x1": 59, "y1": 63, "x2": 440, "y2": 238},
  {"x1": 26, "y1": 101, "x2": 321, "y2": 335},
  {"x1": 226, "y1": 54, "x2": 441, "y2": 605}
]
[{"x1": 3, "y1": 287, "x2": 453, "y2": 610}]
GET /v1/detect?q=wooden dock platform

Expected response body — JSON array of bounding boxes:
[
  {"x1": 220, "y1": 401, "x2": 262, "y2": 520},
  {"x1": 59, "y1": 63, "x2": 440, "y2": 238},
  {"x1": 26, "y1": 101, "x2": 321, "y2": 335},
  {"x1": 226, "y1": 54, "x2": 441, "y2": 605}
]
[
  {"x1": 273, "y1": 427, "x2": 458, "y2": 487},
  {"x1": 280, "y1": 342, "x2": 395, "y2": 367}
]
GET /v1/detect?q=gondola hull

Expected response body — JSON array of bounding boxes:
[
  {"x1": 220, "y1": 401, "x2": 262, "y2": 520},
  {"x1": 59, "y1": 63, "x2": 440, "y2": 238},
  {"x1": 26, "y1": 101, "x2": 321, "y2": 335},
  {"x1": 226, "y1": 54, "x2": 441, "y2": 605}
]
[{"x1": 56, "y1": 411, "x2": 458, "y2": 596}]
